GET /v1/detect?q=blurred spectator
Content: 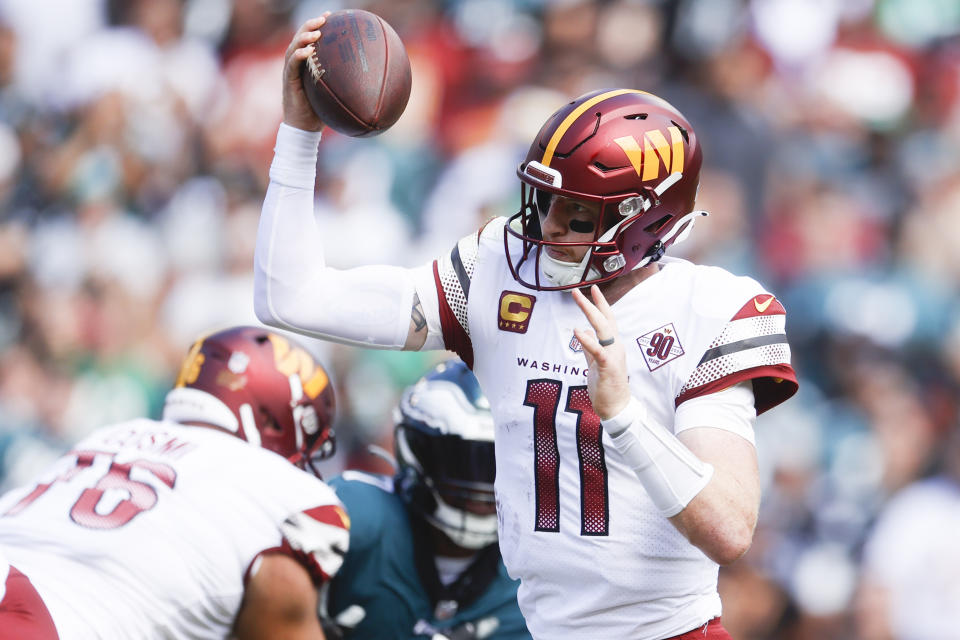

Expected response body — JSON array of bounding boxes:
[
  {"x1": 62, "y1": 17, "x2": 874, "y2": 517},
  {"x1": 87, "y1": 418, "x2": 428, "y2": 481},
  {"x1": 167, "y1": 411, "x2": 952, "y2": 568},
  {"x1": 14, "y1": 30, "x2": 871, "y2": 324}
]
[{"x1": 856, "y1": 424, "x2": 960, "y2": 640}]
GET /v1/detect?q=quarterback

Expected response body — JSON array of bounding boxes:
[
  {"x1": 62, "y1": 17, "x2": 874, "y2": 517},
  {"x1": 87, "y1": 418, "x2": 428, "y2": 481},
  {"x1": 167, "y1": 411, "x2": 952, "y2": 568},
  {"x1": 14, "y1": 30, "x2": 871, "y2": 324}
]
[
  {"x1": 0, "y1": 326, "x2": 349, "y2": 639},
  {"x1": 254, "y1": 17, "x2": 798, "y2": 640}
]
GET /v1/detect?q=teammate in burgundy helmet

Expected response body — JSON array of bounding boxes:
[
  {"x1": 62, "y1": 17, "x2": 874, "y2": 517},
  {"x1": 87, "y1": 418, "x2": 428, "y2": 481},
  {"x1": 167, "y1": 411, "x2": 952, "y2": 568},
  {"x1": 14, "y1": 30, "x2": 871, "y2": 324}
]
[{"x1": 0, "y1": 325, "x2": 347, "y2": 640}]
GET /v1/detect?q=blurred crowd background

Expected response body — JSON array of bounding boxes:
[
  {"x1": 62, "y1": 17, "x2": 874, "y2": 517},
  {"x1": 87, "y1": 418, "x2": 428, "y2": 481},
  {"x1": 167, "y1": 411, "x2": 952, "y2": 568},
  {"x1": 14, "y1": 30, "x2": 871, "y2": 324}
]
[{"x1": 1, "y1": 0, "x2": 959, "y2": 638}]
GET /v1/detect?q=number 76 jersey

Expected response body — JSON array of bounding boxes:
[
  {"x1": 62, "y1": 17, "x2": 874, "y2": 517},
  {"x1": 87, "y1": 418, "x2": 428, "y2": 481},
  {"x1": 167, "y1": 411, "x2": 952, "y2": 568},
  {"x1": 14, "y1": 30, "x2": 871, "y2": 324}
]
[
  {"x1": 430, "y1": 217, "x2": 797, "y2": 639},
  {"x1": 0, "y1": 420, "x2": 349, "y2": 639}
]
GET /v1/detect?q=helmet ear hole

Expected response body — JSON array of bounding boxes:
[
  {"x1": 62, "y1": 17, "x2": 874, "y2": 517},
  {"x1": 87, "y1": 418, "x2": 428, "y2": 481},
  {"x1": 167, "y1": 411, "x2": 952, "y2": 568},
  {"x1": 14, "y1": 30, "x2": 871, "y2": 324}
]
[{"x1": 644, "y1": 214, "x2": 673, "y2": 234}]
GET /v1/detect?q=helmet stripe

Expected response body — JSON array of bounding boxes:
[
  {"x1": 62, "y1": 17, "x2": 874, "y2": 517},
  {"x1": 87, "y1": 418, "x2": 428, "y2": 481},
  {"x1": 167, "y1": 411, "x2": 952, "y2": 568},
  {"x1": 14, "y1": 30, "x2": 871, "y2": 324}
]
[{"x1": 541, "y1": 89, "x2": 647, "y2": 167}]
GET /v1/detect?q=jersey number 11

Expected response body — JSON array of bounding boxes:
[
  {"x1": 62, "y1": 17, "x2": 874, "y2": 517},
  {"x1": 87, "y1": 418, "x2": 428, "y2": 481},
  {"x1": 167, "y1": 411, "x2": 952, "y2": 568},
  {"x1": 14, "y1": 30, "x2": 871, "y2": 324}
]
[{"x1": 524, "y1": 379, "x2": 609, "y2": 536}]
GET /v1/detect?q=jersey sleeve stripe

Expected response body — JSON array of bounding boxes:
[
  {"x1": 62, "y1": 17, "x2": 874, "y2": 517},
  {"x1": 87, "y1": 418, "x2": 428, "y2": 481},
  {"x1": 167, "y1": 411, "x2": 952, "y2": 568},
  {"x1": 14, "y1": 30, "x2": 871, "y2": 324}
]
[
  {"x1": 679, "y1": 296, "x2": 798, "y2": 414},
  {"x1": 451, "y1": 244, "x2": 471, "y2": 298},
  {"x1": 278, "y1": 506, "x2": 351, "y2": 584},
  {"x1": 433, "y1": 260, "x2": 475, "y2": 368},
  {"x1": 676, "y1": 364, "x2": 798, "y2": 414},
  {"x1": 709, "y1": 314, "x2": 786, "y2": 347},
  {"x1": 697, "y1": 333, "x2": 788, "y2": 365},
  {"x1": 301, "y1": 504, "x2": 350, "y2": 530},
  {"x1": 686, "y1": 342, "x2": 792, "y2": 388},
  {"x1": 434, "y1": 229, "x2": 482, "y2": 367}
]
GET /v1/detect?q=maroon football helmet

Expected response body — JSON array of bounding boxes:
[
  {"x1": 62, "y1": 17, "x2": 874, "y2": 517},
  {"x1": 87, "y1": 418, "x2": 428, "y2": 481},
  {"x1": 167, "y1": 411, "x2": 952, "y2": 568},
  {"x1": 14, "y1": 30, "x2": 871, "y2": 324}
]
[
  {"x1": 162, "y1": 326, "x2": 336, "y2": 476},
  {"x1": 505, "y1": 89, "x2": 706, "y2": 290}
]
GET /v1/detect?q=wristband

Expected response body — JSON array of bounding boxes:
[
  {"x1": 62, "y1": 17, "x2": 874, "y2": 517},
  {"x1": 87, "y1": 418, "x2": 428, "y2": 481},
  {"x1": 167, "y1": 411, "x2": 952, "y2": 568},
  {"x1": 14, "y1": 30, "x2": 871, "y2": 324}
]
[{"x1": 600, "y1": 397, "x2": 646, "y2": 437}]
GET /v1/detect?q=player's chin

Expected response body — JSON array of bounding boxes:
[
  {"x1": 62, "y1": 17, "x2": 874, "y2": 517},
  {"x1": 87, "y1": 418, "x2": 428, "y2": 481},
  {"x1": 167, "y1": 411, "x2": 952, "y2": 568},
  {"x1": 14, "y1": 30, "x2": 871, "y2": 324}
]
[{"x1": 546, "y1": 248, "x2": 579, "y2": 262}]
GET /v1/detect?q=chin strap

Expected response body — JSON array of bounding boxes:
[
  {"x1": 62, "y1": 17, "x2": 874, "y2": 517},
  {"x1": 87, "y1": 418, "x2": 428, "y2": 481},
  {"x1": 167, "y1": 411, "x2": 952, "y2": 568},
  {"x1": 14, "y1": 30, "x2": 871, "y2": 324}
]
[
  {"x1": 631, "y1": 209, "x2": 709, "y2": 271},
  {"x1": 662, "y1": 209, "x2": 708, "y2": 247},
  {"x1": 539, "y1": 250, "x2": 600, "y2": 288}
]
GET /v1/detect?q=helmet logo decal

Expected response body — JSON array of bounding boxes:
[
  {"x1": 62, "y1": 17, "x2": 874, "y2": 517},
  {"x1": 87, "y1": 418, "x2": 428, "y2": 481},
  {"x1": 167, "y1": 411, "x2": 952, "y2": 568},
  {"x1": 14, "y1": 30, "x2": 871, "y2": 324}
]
[
  {"x1": 174, "y1": 340, "x2": 206, "y2": 387},
  {"x1": 266, "y1": 334, "x2": 328, "y2": 399},
  {"x1": 498, "y1": 291, "x2": 536, "y2": 334},
  {"x1": 613, "y1": 126, "x2": 685, "y2": 181},
  {"x1": 228, "y1": 351, "x2": 250, "y2": 374},
  {"x1": 216, "y1": 369, "x2": 247, "y2": 391},
  {"x1": 541, "y1": 89, "x2": 647, "y2": 167}
]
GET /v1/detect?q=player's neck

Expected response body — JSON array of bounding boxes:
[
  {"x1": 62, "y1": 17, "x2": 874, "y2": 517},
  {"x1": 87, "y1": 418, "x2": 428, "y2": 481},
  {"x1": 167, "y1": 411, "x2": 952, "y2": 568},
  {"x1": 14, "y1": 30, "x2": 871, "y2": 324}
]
[{"x1": 596, "y1": 262, "x2": 660, "y2": 305}]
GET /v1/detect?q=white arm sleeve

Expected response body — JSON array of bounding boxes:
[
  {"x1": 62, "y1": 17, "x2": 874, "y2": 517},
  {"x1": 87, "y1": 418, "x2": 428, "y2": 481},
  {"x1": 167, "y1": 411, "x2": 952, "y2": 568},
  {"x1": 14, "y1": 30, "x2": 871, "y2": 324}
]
[
  {"x1": 674, "y1": 381, "x2": 757, "y2": 446},
  {"x1": 254, "y1": 124, "x2": 438, "y2": 350}
]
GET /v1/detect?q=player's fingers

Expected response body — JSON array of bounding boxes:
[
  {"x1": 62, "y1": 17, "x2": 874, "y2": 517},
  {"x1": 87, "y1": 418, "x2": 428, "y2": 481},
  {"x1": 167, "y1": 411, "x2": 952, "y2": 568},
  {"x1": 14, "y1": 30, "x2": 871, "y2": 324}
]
[
  {"x1": 287, "y1": 16, "x2": 326, "y2": 54},
  {"x1": 590, "y1": 285, "x2": 614, "y2": 316},
  {"x1": 286, "y1": 29, "x2": 321, "y2": 60},
  {"x1": 573, "y1": 328, "x2": 601, "y2": 364},
  {"x1": 299, "y1": 30, "x2": 322, "y2": 45},
  {"x1": 572, "y1": 287, "x2": 614, "y2": 341},
  {"x1": 570, "y1": 288, "x2": 600, "y2": 324},
  {"x1": 284, "y1": 45, "x2": 314, "y2": 83},
  {"x1": 301, "y1": 15, "x2": 327, "y2": 32},
  {"x1": 295, "y1": 44, "x2": 314, "y2": 64},
  {"x1": 588, "y1": 286, "x2": 620, "y2": 344},
  {"x1": 574, "y1": 328, "x2": 620, "y2": 373},
  {"x1": 589, "y1": 285, "x2": 619, "y2": 331}
]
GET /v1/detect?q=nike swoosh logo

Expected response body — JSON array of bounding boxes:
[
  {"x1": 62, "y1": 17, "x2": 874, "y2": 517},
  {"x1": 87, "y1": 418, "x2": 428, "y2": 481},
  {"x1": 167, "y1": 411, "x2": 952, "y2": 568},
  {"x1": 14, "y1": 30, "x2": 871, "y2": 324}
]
[{"x1": 755, "y1": 295, "x2": 774, "y2": 313}]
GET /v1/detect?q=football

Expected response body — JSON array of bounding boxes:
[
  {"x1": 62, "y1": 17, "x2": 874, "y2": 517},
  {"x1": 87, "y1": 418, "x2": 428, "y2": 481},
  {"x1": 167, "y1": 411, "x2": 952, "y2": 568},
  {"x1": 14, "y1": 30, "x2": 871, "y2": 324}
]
[{"x1": 300, "y1": 9, "x2": 412, "y2": 138}]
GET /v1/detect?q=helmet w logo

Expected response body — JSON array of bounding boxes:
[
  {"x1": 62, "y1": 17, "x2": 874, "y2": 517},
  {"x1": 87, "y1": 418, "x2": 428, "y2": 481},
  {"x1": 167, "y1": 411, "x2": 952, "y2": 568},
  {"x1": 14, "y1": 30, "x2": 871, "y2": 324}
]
[
  {"x1": 266, "y1": 334, "x2": 329, "y2": 399},
  {"x1": 613, "y1": 126, "x2": 685, "y2": 181}
]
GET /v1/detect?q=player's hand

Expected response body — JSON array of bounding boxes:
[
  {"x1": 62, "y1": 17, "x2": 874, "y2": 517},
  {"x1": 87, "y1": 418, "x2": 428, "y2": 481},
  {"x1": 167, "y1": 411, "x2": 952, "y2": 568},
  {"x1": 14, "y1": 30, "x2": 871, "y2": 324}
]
[
  {"x1": 571, "y1": 285, "x2": 631, "y2": 420},
  {"x1": 282, "y1": 14, "x2": 330, "y2": 132}
]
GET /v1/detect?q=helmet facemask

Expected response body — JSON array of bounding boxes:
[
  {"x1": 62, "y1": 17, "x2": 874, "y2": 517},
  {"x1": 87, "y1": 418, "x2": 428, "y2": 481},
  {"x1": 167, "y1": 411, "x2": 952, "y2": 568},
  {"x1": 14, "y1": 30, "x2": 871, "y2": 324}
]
[
  {"x1": 507, "y1": 199, "x2": 708, "y2": 291},
  {"x1": 507, "y1": 177, "x2": 645, "y2": 290},
  {"x1": 283, "y1": 372, "x2": 336, "y2": 477}
]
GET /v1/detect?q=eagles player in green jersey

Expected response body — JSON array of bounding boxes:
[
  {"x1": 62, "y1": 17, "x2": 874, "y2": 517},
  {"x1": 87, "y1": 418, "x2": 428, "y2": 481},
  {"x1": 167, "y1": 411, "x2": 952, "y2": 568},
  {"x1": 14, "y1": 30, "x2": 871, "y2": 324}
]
[{"x1": 323, "y1": 360, "x2": 530, "y2": 640}]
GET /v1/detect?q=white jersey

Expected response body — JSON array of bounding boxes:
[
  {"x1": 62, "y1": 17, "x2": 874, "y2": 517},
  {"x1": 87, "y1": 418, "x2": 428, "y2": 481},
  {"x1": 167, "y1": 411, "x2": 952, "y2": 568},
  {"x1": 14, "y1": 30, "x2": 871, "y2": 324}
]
[
  {"x1": 430, "y1": 217, "x2": 797, "y2": 639},
  {"x1": 0, "y1": 419, "x2": 349, "y2": 639}
]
